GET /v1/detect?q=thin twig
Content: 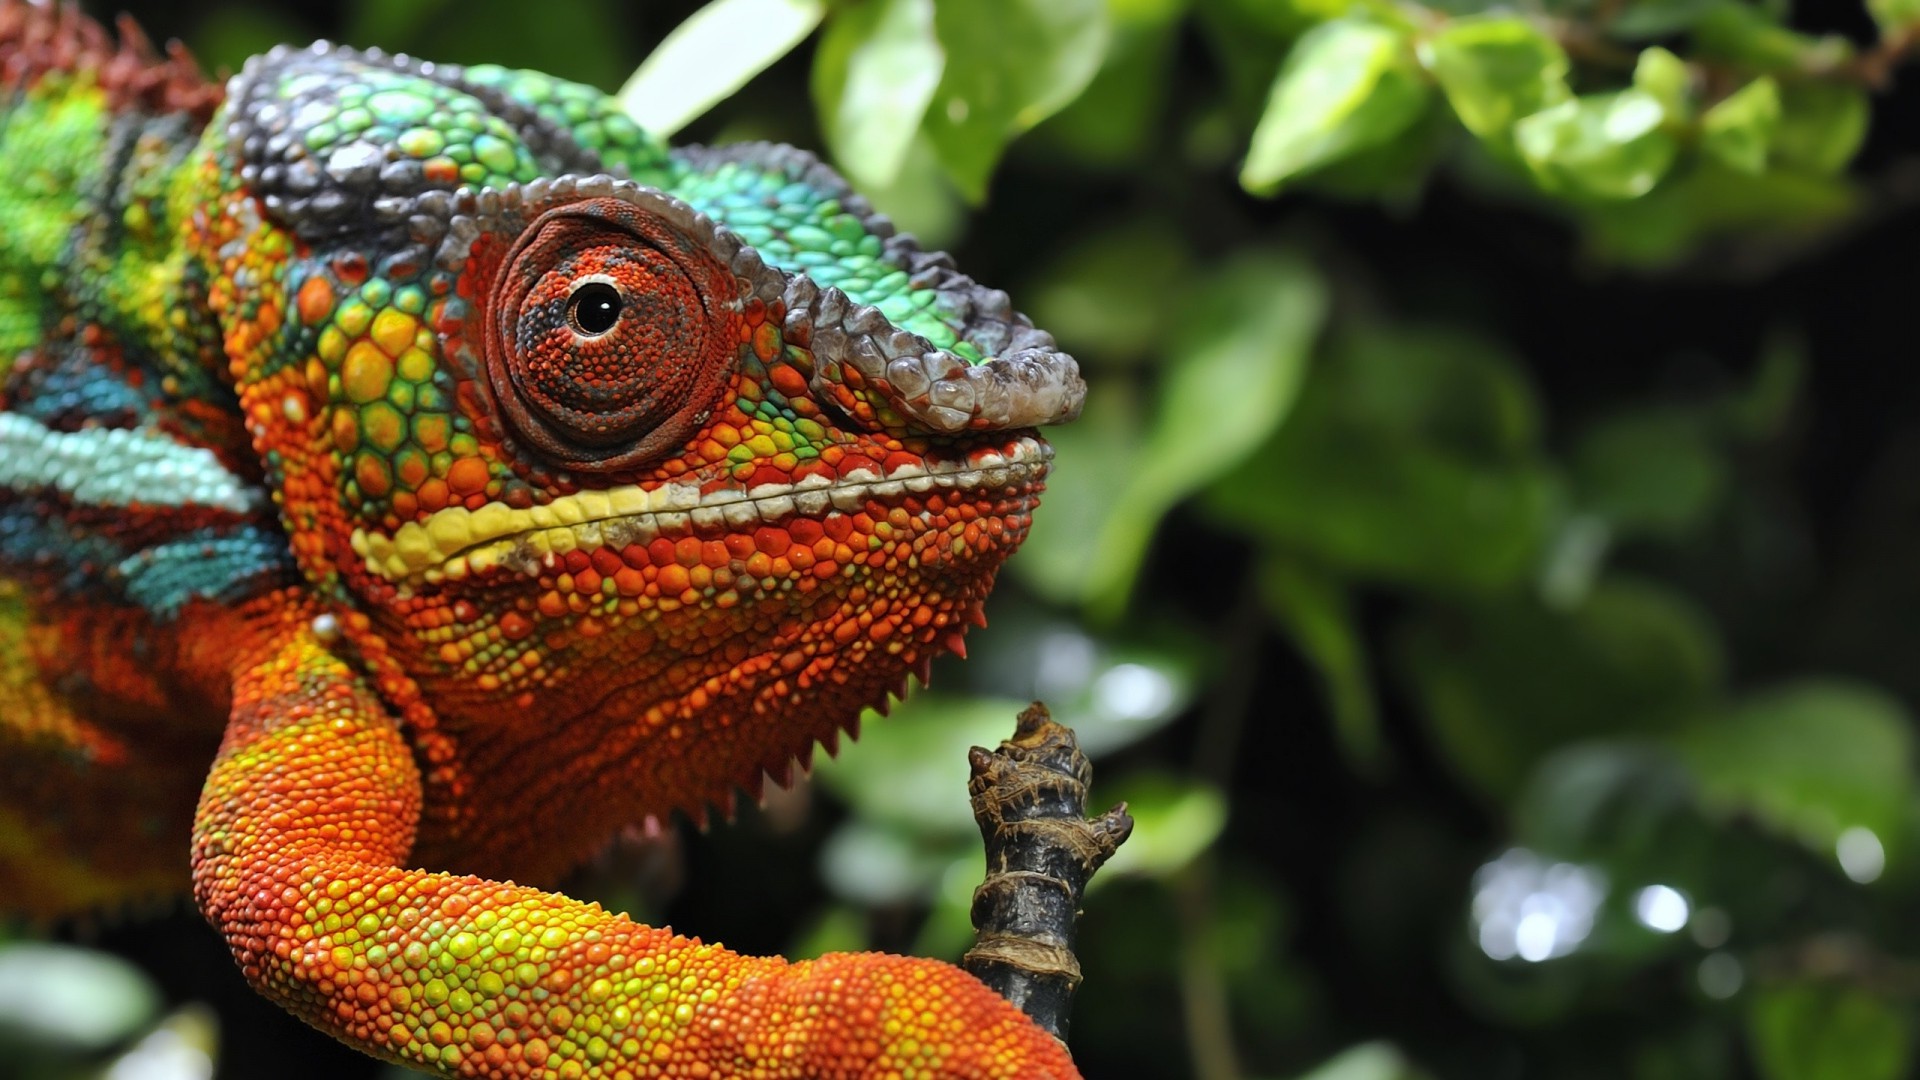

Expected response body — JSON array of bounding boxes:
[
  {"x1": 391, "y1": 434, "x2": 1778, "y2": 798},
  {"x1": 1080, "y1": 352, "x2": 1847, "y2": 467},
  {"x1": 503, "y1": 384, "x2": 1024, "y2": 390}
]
[{"x1": 962, "y1": 704, "x2": 1133, "y2": 1043}]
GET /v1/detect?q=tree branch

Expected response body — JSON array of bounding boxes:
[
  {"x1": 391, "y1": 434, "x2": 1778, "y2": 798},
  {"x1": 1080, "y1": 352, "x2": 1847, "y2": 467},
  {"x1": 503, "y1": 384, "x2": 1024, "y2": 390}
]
[{"x1": 962, "y1": 703, "x2": 1132, "y2": 1044}]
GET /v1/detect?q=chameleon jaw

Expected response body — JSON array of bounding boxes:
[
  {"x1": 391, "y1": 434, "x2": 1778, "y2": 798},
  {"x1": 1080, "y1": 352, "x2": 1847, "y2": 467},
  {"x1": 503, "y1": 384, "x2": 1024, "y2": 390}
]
[{"x1": 350, "y1": 434, "x2": 1052, "y2": 586}]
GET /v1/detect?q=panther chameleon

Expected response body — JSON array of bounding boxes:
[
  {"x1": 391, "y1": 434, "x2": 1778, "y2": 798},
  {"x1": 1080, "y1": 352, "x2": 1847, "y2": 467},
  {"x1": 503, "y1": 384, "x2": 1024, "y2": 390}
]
[{"x1": 0, "y1": 2, "x2": 1088, "y2": 1076}]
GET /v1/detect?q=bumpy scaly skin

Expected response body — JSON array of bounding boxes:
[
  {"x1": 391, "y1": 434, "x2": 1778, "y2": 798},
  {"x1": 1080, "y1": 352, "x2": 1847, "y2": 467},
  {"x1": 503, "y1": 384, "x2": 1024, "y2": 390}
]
[
  {"x1": 198, "y1": 598, "x2": 1073, "y2": 1077},
  {"x1": 1, "y1": 5, "x2": 1084, "y2": 1077}
]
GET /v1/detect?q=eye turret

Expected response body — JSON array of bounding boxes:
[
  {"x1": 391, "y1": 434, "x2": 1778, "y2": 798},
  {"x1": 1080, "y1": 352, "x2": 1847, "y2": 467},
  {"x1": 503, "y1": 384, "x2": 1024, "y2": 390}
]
[{"x1": 484, "y1": 197, "x2": 738, "y2": 472}]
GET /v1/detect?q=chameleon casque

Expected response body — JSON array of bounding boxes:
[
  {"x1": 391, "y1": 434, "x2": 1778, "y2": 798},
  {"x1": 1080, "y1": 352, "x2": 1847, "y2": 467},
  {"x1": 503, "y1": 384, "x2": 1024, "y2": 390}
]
[{"x1": 0, "y1": 3, "x2": 1087, "y2": 1076}]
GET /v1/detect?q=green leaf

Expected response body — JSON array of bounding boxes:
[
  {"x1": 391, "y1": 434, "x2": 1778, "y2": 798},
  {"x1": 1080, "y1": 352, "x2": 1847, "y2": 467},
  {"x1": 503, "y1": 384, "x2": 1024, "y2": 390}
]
[
  {"x1": 1204, "y1": 325, "x2": 1555, "y2": 592},
  {"x1": 1100, "y1": 772, "x2": 1229, "y2": 880},
  {"x1": 1582, "y1": 163, "x2": 1854, "y2": 266},
  {"x1": 1208, "y1": 0, "x2": 1357, "y2": 38},
  {"x1": 1692, "y1": 2, "x2": 1852, "y2": 73},
  {"x1": 1514, "y1": 89, "x2": 1679, "y2": 200},
  {"x1": 1019, "y1": 254, "x2": 1327, "y2": 613},
  {"x1": 810, "y1": 0, "x2": 944, "y2": 191},
  {"x1": 1241, "y1": 19, "x2": 1430, "y2": 194},
  {"x1": 1224, "y1": 445, "x2": 1554, "y2": 589},
  {"x1": 1869, "y1": 0, "x2": 1920, "y2": 35},
  {"x1": 1514, "y1": 743, "x2": 1700, "y2": 867},
  {"x1": 1026, "y1": 219, "x2": 1194, "y2": 367},
  {"x1": 1416, "y1": 15, "x2": 1569, "y2": 142},
  {"x1": 1572, "y1": 408, "x2": 1726, "y2": 540},
  {"x1": 619, "y1": 0, "x2": 825, "y2": 137},
  {"x1": 1701, "y1": 77, "x2": 1780, "y2": 175},
  {"x1": 1299, "y1": 96, "x2": 1448, "y2": 202},
  {"x1": 1397, "y1": 579, "x2": 1723, "y2": 799},
  {"x1": 1111, "y1": 0, "x2": 1191, "y2": 22},
  {"x1": 1038, "y1": 0, "x2": 1189, "y2": 166},
  {"x1": 1728, "y1": 332, "x2": 1807, "y2": 439},
  {"x1": 1672, "y1": 681, "x2": 1915, "y2": 860},
  {"x1": 1261, "y1": 556, "x2": 1383, "y2": 772},
  {"x1": 1749, "y1": 983, "x2": 1912, "y2": 1080},
  {"x1": 850, "y1": 135, "x2": 966, "y2": 250},
  {"x1": 1008, "y1": 382, "x2": 1144, "y2": 607},
  {"x1": 1631, "y1": 47, "x2": 1692, "y2": 120},
  {"x1": 1093, "y1": 255, "x2": 1327, "y2": 616},
  {"x1": 1773, "y1": 82, "x2": 1869, "y2": 176},
  {"x1": 1606, "y1": 0, "x2": 1723, "y2": 40},
  {"x1": 922, "y1": 0, "x2": 1110, "y2": 201}
]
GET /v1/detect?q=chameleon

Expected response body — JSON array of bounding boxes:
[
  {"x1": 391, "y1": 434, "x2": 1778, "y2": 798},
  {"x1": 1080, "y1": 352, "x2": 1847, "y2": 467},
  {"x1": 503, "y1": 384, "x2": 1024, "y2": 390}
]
[{"x1": 0, "y1": 3, "x2": 1088, "y2": 1077}]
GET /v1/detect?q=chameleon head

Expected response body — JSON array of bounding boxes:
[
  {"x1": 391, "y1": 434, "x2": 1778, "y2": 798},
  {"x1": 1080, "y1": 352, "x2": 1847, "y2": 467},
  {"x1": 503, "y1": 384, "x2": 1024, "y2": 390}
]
[{"x1": 210, "y1": 50, "x2": 1083, "y2": 858}]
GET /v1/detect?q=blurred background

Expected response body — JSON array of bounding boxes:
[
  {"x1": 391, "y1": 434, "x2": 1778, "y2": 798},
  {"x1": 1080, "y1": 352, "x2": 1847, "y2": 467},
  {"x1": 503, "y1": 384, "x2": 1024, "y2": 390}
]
[{"x1": 9, "y1": 0, "x2": 1920, "y2": 1077}]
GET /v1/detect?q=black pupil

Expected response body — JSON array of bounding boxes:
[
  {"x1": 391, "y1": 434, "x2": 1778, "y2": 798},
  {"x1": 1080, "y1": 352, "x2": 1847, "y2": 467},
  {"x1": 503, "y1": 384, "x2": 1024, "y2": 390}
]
[{"x1": 570, "y1": 281, "x2": 623, "y2": 335}]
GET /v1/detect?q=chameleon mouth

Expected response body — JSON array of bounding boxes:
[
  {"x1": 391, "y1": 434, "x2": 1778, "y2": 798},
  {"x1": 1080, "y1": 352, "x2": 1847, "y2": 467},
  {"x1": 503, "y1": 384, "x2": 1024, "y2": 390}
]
[{"x1": 351, "y1": 434, "x2": 1051, "y2": 586}]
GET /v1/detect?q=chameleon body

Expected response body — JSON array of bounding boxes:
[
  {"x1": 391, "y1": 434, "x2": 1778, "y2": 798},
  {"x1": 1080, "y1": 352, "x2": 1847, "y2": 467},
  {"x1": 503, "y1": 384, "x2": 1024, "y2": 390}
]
[{"x1": 0, "y1": 4, "x2": 1086, "y2": 1077}]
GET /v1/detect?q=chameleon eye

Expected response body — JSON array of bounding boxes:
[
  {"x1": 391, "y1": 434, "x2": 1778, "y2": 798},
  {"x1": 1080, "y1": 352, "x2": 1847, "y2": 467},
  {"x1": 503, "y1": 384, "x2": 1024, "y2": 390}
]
[
  {"x1": 485, "y1": 198, "x2": 738, "y2": 471},
  {"x1": 567, "y1": 279, "x2": 623, "y2": 337}
]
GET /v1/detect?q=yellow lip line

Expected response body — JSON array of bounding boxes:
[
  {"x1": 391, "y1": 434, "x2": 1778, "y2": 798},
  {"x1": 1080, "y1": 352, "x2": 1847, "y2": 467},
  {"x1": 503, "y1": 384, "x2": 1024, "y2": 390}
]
[{"x1": 351, "y1": 437, "x2": 1050, "y2": 585}]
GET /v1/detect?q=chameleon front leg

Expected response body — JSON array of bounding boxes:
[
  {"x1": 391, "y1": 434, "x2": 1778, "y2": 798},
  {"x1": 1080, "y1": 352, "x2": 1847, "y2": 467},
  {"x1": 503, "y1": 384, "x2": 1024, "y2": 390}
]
[{"x1": 191, "y1": 616, "x2": 1079, "y2": 1079}]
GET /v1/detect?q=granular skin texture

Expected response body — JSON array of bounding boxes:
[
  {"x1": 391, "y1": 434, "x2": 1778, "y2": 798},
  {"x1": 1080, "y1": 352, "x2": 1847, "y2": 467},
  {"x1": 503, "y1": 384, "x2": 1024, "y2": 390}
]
[{"x1": 0, "y1": 5, "x2": 1084, "y2": 1077}]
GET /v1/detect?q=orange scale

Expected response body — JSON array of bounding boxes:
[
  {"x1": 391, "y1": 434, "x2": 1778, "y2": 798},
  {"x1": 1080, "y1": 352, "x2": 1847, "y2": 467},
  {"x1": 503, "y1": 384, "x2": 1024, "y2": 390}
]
[
  {"x1": 744, "y1": 463, "x2": 790, "y2": 489},
  {"x1": 415, "y1": 478, "x2": 450, "y2": 513},
  {"x1": 657, "y1": 565, "x2": 690, "y2": 594},
  {"x1": 647, "y1": 538, "x2": 677, "y2": 566},
  {"x1": 354, "y1": 454, "x2": 392, "y2": 497},
  {"x1": 330, "y1": 412, "x2": 360, "y2": 451},
  {"x1": 673, "y1": 537, "x2": 704, "y2": 567},
  {"x1": 446, "y1": 457, "x2": 490, "y2": 496}
]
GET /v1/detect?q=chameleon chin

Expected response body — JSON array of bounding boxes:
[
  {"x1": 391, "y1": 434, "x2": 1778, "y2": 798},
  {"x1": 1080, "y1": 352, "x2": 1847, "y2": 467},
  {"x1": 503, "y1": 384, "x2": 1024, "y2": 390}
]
[{"x1": 0, "y1": 3, "x2": 1087, "y2": 1076}]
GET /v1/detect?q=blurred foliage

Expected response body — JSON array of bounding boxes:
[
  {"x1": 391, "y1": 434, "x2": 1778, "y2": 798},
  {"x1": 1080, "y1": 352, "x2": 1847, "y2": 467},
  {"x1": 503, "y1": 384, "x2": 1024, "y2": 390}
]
[{"x1": 15, "y1": 0, "x2": 1920, "y2": 1077}]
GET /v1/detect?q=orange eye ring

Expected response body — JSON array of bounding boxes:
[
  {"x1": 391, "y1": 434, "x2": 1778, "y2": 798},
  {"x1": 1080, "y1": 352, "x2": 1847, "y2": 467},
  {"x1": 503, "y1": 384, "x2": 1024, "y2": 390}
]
[{"x1": 484, "y1": 197, "x2": 739, "y2": 473}]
